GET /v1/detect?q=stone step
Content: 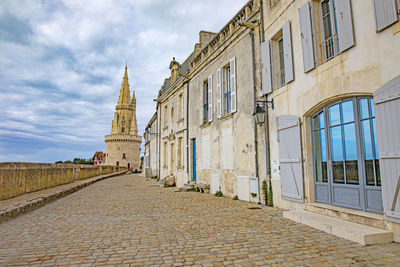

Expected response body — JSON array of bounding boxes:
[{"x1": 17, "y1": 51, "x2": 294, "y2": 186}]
[
  {"x1": 283, "y1": 210, "x2": 393, "y2": 246},
  {"x1": 179, "y1": 186, "x2": 194, "y2": 192}
]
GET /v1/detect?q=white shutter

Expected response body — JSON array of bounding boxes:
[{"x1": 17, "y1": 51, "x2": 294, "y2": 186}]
[
  {"x1": 230, "y1": 58, "x2": 237, "y2": 113},
  {"x1": 277, "y1": 115, "x2": 304, "y2": 202},
  {"x1": 373, "y1": 0, "x2": 398, "y2": 32},
  {"x1": 211, "y1": 174, "x2": 220, "y2": 194},
  {"x1": 335, "y1": 0, "x2": 355, "y2": 52},
  {"x1": 260, "y1": 40, "x2": 272, "y2": 94},
  {"x1": 202, "y1": 135, "x2": 210, "y2": 169},
  {"x1": 374, "y1": 75, "x2": 400, "y2": 222},
  {"x1": 222, "y1": 127, "x2": 233, "y2": 169},
  {"x1": 282, "y1": 21, "x2": 294, "y2": 83},
  {"x1": 238, "y1": 176, "x2": 250, "y2": 201},
  {"x1": 217, "y1": 68, "x2": 222, "y2": 118},
  {"x1": 208, "y1": 75, "x2": 213, "y2": 122},
  {"x1": 299, "y1": 2, "x2": 315, "y2": 73}
]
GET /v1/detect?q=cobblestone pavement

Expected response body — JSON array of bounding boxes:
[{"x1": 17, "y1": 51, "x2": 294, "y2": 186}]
[{"x1": 0, "y1": 174, "x2": 399, "y2": 266}]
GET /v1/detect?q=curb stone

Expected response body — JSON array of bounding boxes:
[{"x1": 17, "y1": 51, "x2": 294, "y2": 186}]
[{"x1": 0, "y1": 170, "x2": 128, "y2": 223}]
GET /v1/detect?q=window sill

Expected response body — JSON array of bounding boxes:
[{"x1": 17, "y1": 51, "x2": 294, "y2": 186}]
[
  {"x1": 200, "y1": 121, "x2": 211, "y2": 128},
  {"x1": 220, "y1": 113, "x2": 234, "y2": 121},
  {"x1": 312, "y1": 52, "x2": 348, "y2": 78}
]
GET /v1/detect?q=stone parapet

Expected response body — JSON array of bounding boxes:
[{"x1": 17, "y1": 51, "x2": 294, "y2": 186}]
[
  {"x1": 0, "y1": 162, "x2": 126, "y2": 200},
  {"x1": 104, "y1": 134, "x2": 142, "y2": 143}
]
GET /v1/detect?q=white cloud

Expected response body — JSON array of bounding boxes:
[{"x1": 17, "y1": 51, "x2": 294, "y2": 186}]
[{"x1": 0, "y1": 0, "x2": 248, "y2": 162}]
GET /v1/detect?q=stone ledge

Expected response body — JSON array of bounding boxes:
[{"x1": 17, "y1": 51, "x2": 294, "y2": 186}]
[
  {"x1": 0, "y1": 170, "x2": 128, "y2": 223},
  {"x1": 284, "y1": 210, "x2": 393, "y2": 246}
]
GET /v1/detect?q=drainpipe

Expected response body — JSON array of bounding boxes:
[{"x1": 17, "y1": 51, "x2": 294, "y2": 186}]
[
  {"x1": 239, "y1": 22, "x2": 260, "y2": 203},
  {"x1": 158, "y1": 103, "x2": 161, "y2": 180},
  {"x1": 260, "y1": 0, "x2": 272, "y2": 206},
  {"x1": 186, "y1": 80, "x2": 190, "y2": 182}
]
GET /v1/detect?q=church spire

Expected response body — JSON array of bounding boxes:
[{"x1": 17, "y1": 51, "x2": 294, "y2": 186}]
[{"x1": 117, "y1": 65, "x2": 131, "y2": 106}]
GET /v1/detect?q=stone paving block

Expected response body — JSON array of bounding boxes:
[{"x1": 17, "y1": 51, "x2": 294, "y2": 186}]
[{"x1": 0, "y1": 174, "x2": 399, "y2": 266}]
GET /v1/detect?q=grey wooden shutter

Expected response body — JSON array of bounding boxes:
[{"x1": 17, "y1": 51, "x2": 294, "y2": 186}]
[
  {"x1": 373, "y1": 0, "x2": 398, "y2": 32},
  {"x1": 217, "y1": 68, "x2": 222, "y2": 118},
  {"x1": 277, "y1": 115, "x2": 304, "y2": 202},
  {"x1": 374, "y1": 75, "x2": 400, "y2": 222},
  {"x1": 282, "y1": 21, "x2": 294, "y2": 83},
  {"x1": 299, "y1": 2, "x2": 315, "y2": 73},
  {"x1": 335, "y1": 0, "x2": 355, "y2": 52},
  {"x1": 208, "y1": 75, "x2": 213, "y2": 122},
  {"x1": 398, "y1": 0, "x2": 400, "y2": 12},
  {"x1": 260, "y1": 40, "x2": 272, "y2": 94},
  {"x1": 230, "y1": 58, "x2": 237, "y2": 113}
]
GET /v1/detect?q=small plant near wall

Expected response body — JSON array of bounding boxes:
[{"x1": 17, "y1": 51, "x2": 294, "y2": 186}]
[
  {"x1": 267, "y1": 179, "x2": 273, "y2": 207},
  {"x1": 215, "y1": 191, "x2": 223, "y2": 197},
  {"x1": 251, "y1": 193, "x2": 257, "y2": 198},
  {"x1": 233, "y1": 195, "x2": 239, "y2": 200},
  {"x1": 262, "y1": 180, "x2": 268, "y2": 205}
]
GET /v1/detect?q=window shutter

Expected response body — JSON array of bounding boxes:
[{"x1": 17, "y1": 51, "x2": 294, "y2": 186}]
[
  {"x1": 299, "y1": 2, "x2": 315, "y2": 73},
  {"x1": 335, "y1": 0, "x2": 355, "y2": 52},
  {"x1": 208, "y1": 75, "x2": 213, "y2": 122},
  {"x1": 277, "y1": 115, "x2": 304, "y2": 202},
  {"x1": 282, "y1": 21, "x2": 294, "y2": 83},
  {"x1": 373, "y1": 0, "x2": 398, "y2": 32},
  {"x1": 230, "y1": 58, "x2": 237, "y2": 113},
  {"x1": 260, "y1": 40, "x2": 272, "y2": 94},
  {"x1": 217, "y1": 68, "x2": 222, "y2": 118},
  {"x1": 374, "y1": 75, "x2": 400, "y2": 222}
]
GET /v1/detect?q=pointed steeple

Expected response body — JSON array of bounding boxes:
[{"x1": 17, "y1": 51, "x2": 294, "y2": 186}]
[{"x1": 117, "y1": 64, "x2": 131, "y2": 106}]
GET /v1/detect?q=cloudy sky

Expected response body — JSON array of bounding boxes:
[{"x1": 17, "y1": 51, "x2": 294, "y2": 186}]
[{"x1": 0, "y1": 0, "x2": 248, "y2": 163}]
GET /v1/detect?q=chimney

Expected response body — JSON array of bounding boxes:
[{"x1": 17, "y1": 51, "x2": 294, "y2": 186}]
[{"x1": 169, "y1": 57, "x2": 179, "y2": 84}]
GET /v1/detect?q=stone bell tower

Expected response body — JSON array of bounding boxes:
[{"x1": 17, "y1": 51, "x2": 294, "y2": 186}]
[{"x1": 105, "y1": 65, "x2": 142, "y2": 170}]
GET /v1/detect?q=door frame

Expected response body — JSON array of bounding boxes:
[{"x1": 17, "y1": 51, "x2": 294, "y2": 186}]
[{"x1": 192, "y1": 138, "x2": 197, "y2": 182}]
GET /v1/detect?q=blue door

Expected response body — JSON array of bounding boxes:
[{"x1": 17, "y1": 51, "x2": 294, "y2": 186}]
[{"x1": 192, "y1": 139, "x2": 197, "y2": 181}]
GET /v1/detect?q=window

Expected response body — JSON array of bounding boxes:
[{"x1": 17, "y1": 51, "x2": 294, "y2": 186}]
[
  {"x1": 217, "y1": 58, "x2": 236, "y2": 117},
  {"x1": 223, "y1": 65, "x2": 231, "y2": 114},
  {"x1": 122, "y1": 153, "x2": 126, "y2": 159},
  {"x1": 178, "y1": 137, "x2": 183, "y2": 166},
  {"x1": 298, "y1": 0, "x2": 354, "y2": 71},
  {"x1": 320, "y1": 0, "x2": 339, "y2": 61},
  {"x1": 178, "y1": 94, "x2": 183, "y2": 120},
  {"x1": 260, "y1": 21, "x2": 293, "y2": 94},
  {"x1": 164, "y1": 105, "x2": 168, "y2": 125},
  {"x1": 203, "y1": 79, "x2": 209, "y2": 123},
  {"x1": 163, "y1": 142, "x2": 167, "y2": 167},
  {"x1": 171, "y1": 107, "x2": 174, "y2": 123},
  {"x1": 312, "y1": 98, "x2": 380, "y2": 186}
]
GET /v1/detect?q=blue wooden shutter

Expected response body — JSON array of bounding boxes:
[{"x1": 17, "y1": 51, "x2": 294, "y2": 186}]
[
  {"x1": 299, "y1": 2, "x2": 316, "y2": 73},
  {"x1": 208, "y1": 75, "x2": 213, "y2": 122},
  {"x1": 373, "y1": 0, "x2": 398, "y2": 32},
  {"x1": 217, "y1": 68, "x2": 222, "y2": 118},
  {"x1": 230, "y1": 58, "x2": 237, "y2": 113},
  {"x1": 335, "y1": 0, "x2": 355, "y2": 52},
  {"x1": 282, "y1": 21, "x2": 294, "y2": 83},
  {"x1": 260, "y1": 40, "x2": 272, "y2": 94},
  {"x1": 277, "y1": 115, "x2": 304, "y2": 202},
  {"x1": 374, "y1": 75, "x2": 400, "y2": 222}
]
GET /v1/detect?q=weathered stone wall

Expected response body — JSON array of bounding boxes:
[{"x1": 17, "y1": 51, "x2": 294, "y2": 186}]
[{"x1": 0, "y1": 162, "x2": 125, "y2": 200}]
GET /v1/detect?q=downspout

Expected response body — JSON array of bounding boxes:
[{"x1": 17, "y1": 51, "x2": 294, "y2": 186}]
[
  {"x1": 260, "y1": 0, "x2": 273, "y2": 206},
  {"x1": 250, "y1": 29, "x2": 260, "y2": 204},
  {"x1": 185, "y1": 80, "x2": 190, "y2": 182},
  {"x1": 158, "y1": 103, "x2": 161, "y2": 180}
]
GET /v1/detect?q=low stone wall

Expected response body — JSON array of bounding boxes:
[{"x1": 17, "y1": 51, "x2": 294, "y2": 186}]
[{"x1": 0, "y1": 162, "x2": 126, "y2": 200}]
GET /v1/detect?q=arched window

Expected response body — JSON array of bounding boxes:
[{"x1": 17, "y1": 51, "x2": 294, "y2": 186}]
[{"x1": 312, "y1": 97, "x2": 381, "y2": 212}]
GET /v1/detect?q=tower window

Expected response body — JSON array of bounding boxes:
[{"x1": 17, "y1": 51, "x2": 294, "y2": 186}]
[{"x1": 123, "y1": 153, "x2": 126, "y2": 159}]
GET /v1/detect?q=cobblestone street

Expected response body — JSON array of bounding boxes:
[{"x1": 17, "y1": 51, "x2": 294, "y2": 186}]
[{"x1": 0, "y1": 174, "x2": 399, "y2": 266}]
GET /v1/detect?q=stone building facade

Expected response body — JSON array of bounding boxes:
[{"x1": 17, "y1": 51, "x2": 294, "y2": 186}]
[
  {"x1": 105, "y1": 66, "x2": 142, "y2": 170},
  {"x1": 156, "y1": 57, "x2": 191, "y2": 188},
  {"x1": 145, "y1": 0, "x2": 400, "y2": 242},
  {"x1": 144, "y1": 112, "x2": 159, "y2": 178}
]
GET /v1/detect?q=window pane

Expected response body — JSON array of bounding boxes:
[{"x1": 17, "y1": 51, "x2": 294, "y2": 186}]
[
  {"x1": 320, "y1": 129, "x2": 328, "y2": 182},
  {"x1": 313, "y1": 130, "x2": 323, "y2": 182},
  {"x1": 369, "y1": 98, "x2": 375, "y2": 117},
  {"x1": 312, "y1": 116, "x2": 319, "y2": 130},
  {"x1": 371, "y1": 118, "x2": 381, "y2": 186},
  {"x1": 319, "y1": 112, "x2": 325, "y2": 129},
  {"x1": 343, "y1": 123, "x2": 359, "y2": 184},
  {"x1": 375, "y1": 159, "x2": 381, "y2": 186},
  {"x1": 360, "y1": 98, "x2": 369, "y2": 119},
  {"x1": 341, "y1": 101, "x2": 354, "y2": 123},
  {"x1": 329, "y1": 104, "x2": 341, "y2": 126},
  {"x1": 331, "y1": 126, "x2": 344, "y2": 183},
  {"x1": 362, "y1": 120, "x2": 375, "y2": 186}
]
